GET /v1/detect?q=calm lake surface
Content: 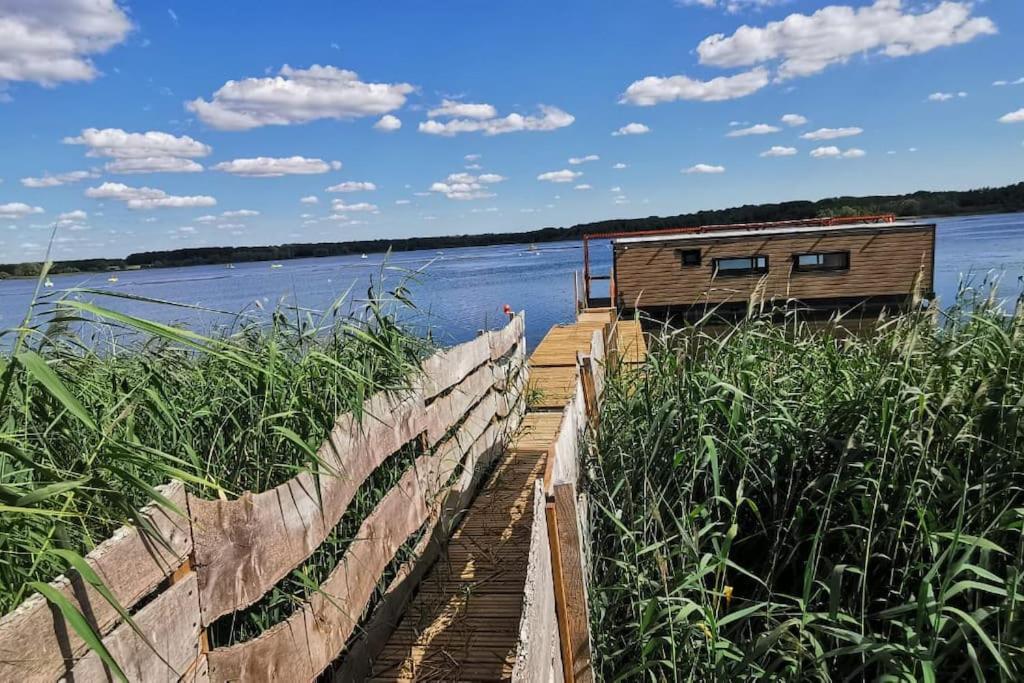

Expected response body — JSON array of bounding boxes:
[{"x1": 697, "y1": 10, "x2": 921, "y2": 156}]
[{"x1": 2, "y1": 213, "x2": 1023, "y2": 349}]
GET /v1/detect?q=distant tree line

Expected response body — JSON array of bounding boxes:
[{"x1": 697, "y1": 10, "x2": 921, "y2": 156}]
[{"x1": 3, "y1": 181, "x2": 1022, "y2": 278}]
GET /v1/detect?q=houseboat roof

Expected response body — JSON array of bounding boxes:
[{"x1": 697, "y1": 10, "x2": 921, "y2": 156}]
[{"x1": 612, "y1": 220, "x2": 934, "y2": 246}]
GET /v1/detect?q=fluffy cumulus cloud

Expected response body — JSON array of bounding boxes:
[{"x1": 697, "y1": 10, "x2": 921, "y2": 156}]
[
  {"x1": 997, "y1": 108, "x2": 1024, "y2": 124},
  {"x1": 684, "y1": 163, "x2": 726, "y2": 174},
  {"x1": 429, "y1": 171, "x2": 505, "y2": 200},
  {"x1": 300, "y1": 195, "x2": 319, "y2": 204},
  {"x1": 427, "y1": 100, "x2": 497, "y2": 120},
  {"x1": 64, "y1": 128, "x2": 211, "y2": 174},
  {"x1": 612, "y1": 122, "x2": 651, "y2": 136},
  {"x1": 621, "y1": 68, "x2": 769, "y2": 105},
  {"x1": 0, "y1": 0, "x2": 132, "y2": 86},
  {"x1": 212, "y1": 156, "x2": 341, "y2": 177},
  {"x1": 374, "y1": 114, "x2": 401, "y2": 131},
  {"x1": 568, "y1": 154, "x2": 600, "y2": 165},
  {"x1": 801, "y1": 126, "x2": 863, "y2": 140},
  {"x1": 187, "y1": 65, "x2": 414, "y2": 131},
  {"x1": 760, "y1": 145, "x2": 797, "y2": 157},
  {"x1": 810, "y1": 146, "x2": 865, "y2": 158},
  {"x1": 419, "y1": 104, "x2": 574, "y2": 136},
  {"x1": 696, "y1": 0, "x2": 996, "y2": 81},
  {"x1": 726, "y1": 123, "x2": 780, "y2": 137},
  {"x1": 613, "y1": 162, "x2": 628, "y2": 169},
  {"x1": 21, "y1": 169, "x2": 98, "y2": 187},
  {"x1": 330, "y1": 198, "x2": 378, "y2": 213},
  {"x1": 781, "y1": 113, "x2": 808, "y2": 126},
  {"x1": 222, "y1": 209, "x2": 259, "y2": 217},
  {"x1": 56, "y1": 209, "x2": 87, "y2": 228},
  {"x1": 85, "y1": 182, "x2": 216, "y2": 209},
  {"x1": 0, "y1": 201, "x2": 44, "y2": 218},
  {"x1": 326, "y1": 181, "x2": 376, "y2": 193},
  {"x1": 928, "y1": 91, "x2": 967, "y2": 101},
  {"x1": 537, "y1": 169, "x2": 582, "y2": 183}
]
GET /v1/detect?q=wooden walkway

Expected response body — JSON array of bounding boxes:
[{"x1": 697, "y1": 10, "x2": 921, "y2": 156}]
[{"x1": 369, "y1": 311, "x2": 645, "y2": 680}]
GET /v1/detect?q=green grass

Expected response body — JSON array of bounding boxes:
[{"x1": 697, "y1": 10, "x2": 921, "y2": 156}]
[
  {"x1": 0, "y1": 266, "x2": 432, "y2": 634},
  {"x1": 587, "y1": 292, "x2": 1024, "y2": 681}
]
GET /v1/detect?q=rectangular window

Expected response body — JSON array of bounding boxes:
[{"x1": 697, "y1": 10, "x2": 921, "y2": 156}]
[
  {"x1": 793, "y1": 251, "x2": 850, "y2": 272},
  {"x1": 713, "y1": 255, "x2": 768, "y2": 276},
  {"x1": 676, "y1": 248, "x2": 701, "y2": 266}
]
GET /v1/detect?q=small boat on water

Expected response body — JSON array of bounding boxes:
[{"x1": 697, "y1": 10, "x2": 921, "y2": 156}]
[
  {"x1": 43, "y1": 278, "x2": 54, "y2": 288},
  {"x1": 107, "y1": 276, "x2": 118, "y2": 283},
  {"x1": 361, "y1": 253, "x2": 368, "y2": 260},
  {"x1": 226, "y1": 263, "x2": 236, "y2": 269},
  {"x1": 270, "y1": 263, "x2": 283, "y2": 269}
]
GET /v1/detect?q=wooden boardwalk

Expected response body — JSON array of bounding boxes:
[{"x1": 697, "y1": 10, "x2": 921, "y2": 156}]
[{"x1": 369, "y1": 312, "x2": 645, "y2": 680}]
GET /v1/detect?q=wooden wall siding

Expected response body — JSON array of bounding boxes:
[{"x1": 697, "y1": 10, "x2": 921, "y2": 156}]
[
  {"x1": 189, "y1": 388, "x2": 427, "y2": 626},
  {"x1": 613, "y1": 227, "x2": 935, "y2": 307},
  {"x1": 0, "y1": 314, "x2": 525, "y2": 683},
  {"x1": 512, "y1": 480, "x2": 564, "y2": 682},
  {"x1": 0, "y1": 481, "x2": 192, "y2": 683}
]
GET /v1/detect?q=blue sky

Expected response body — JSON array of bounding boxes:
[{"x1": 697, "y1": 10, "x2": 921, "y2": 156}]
[{"x1": 1, "y1": 0, "x2": 1022, "y2": 262}]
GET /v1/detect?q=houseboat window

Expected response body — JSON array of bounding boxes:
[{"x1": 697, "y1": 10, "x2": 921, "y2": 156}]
[
  {"x1": 677, "y1": 249, "x2": 701, "y2": 266},
  {"x1": 793, "y1": 251, "x2": 850, "y2": 272},
  {"x1": 713, "y1": 255, "x2": 768, "y2": 276}
]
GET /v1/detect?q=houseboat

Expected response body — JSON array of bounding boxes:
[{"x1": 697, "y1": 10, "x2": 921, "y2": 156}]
[{"x1": 581, "y1": 215, "x2": 935, "y2": 318}]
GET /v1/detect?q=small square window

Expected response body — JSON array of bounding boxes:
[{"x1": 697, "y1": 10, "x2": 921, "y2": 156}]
[{"x1": 677, "y1": 249, "x2": 701, "y2": 266}]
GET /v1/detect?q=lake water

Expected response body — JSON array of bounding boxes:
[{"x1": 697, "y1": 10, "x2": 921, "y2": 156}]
[{"x1": 2, "y1": 213, "x2": 1023, "y2": 350}]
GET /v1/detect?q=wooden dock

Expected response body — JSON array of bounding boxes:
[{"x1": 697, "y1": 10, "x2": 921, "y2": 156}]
[{"x1": 369, "y1": 311, "x2": 645, "y2": 680}]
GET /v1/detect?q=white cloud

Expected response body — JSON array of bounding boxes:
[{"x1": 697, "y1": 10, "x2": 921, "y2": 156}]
[
  {"x1": 0, "y1": 0, "x2": 132, "y2": 86},
  {"x1": 429, "y1": 171, "x2": 505, "y2": 200},
  {"x1": 222, "y1": 209, "x2": 259, "y2": 217},
  {"x1": 0, "y1": 202, "x2": 44, "y2": 218},
  {"x1": 760, "y1": 145, "x2": 797, "y2": 157},
  {"x1": 395, "y1": 199, "x2": 411, "y2": 205},
  {"x1": 928, "y1": 91, "x2": 967, "y2": 101},
  {"x1": 569, "y1": 154, "x2": 600, "y2": 165},
  {"x1": 613, "y1": 162, "x2": 628, "y2": 169},
  {"x1": 696, "y1": 0, "x2": 996, "y2": 81},
  {"x1": 621, "y1": 68, "x2": 769, "y2": 104},
  {"x1": 428, "y1": 99, "x2": 497, "y2": 120},
  {"x1": 212, "y1": 156, "x2": 341, "y2": 177},
  {"x1": 465, "y1": 153, "x2": 482, "y2": 161},
  {"x1": 684, "y1": 163, "x2": 726, "y2": 174},
  {"x1": 610, "y1": 186, "x2": 622, "y2": 192},
  {"x1": 21, "y1": 169, "x2": 98, "y2": 187},
  {"x1": 612, "y1": 122, "x2": 651, "y2": 136},
  {"x1": 300, "y1": 195, "x2": 319, "y2": 204},
  {"x1": 998, "y1": 108, "x2": 1024, "y2": 124},
  {"x1": 57, "y1": 209, "x2": 87, "y2": 222},
  {"x1": 104, "y1": 157, "x2": 204, "y2": 174},
  {"x1": 993, "y1": 77, "x2": 1024, "y2": 87},
  {"x1": 64, "y1": 128, "x2": 211, "y2": 158},
  {"x1": 810, "y1": 146, "x2": 841, "y2": 158},
  {"x1": 677, "y1": 0, "x2": 788, "y2": 12},
  {"x1": 537, "y1": 169, "x2": 582, "y2": 183},
  {"x1": 726, "y1": 123, "x2": 780, "y2": 137},
  {"x1": 574, "y1": 184, "x2": 592, "y2": 190},
  {"x1": 418, "y1": 105, "x2": 574, "y2": 136},
  {"x1": 187, "y1": 65, "x2": 414, "y2": 131},
  {"x1": 374, "y1": 114, "x2": 402, "y2": 131},
  {"x1": 801, "y1": 126, "x2": 863, "y2": 140},
  {"x1": 330, "y1": 199, "x2": 378, "y2": 212},
  {"x1": 195, "y1": 214, "x2": 218, "y2": 223},
  {"x1": 781, "y1": 113, "x2": 808, "y2": 126},
  {"x1": 810, "y1": 146, "x2": 866, "y2": 158},
  {"x1": 85, "y1": 182, "x2": 216, "y2": 209},
  {"x1": 326, "y1": 181, "x2": 377, "y2": 192}
]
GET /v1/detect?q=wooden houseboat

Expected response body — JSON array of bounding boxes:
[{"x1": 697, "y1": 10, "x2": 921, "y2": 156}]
[{"x1": 581, "y1": 215, "x2": 935, "y2": 318}]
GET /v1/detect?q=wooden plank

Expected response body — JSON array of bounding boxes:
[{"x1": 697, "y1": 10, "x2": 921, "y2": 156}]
[
  {"x1": 421, "y1": 333, "x2": 491, "y2": 400},
  {"x1": 528, "y1": 366, "x2": 578, "y2": 409},
  {"x1": 511, "y1": 480, "x2": 563, "y2": 682},
  {"x1": 552, "y1": 484, "x2": 594, "y2": 683},
  {"x1": 190, "y1": 388, "x2": 426, "y2": 626},
  {"x1": 69, "y1": 572, "x2": 202, "y2": 682},
  {"x1": 489, "y1": 311, "x2": 525, "y2": 361},
  {"x1": 424, "y1": 361, "x2": 495, "y2": 446},
  {"x1": 0, "y1": 481, "x2": 191, "y2": 682},
  {"x1": 545, "y1": 501, "x2": 573, "y2": 683}
]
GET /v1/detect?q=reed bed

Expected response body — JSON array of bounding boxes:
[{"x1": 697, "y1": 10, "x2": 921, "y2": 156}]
[
  {"x1": 0, "y1": 271, "x2": 431, "y2": 642},
  {"x1": 587, "y1": 293, "x2": 1024, "y2": 681}
]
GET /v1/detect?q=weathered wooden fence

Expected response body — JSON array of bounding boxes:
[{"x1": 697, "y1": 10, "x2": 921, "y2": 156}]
[
  {"x1": 514, "y1": 319, "x2": 616, "y2": 683},
  {"x1": 0, "y1": 313, "x2": 527, "y2": 683}
]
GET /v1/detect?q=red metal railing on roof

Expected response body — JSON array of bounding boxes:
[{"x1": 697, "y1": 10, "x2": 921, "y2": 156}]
[{"x1": 580, "y1": 214, "x2": 897, "y2": 306}]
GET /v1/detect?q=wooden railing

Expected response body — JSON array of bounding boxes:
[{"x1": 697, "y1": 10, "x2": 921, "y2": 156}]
[
  {"x1": 514, "y1": 320, "x2": 612, "y2": 683},
  {"x1": 0, "y1": 313, "x2": 527, "y2": 683}
]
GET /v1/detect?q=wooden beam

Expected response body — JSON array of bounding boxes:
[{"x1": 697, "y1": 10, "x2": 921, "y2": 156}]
[
  {"x1": 546, "y1": 500, "x2": 574, "y2": 683},
  {"x1": 553, "y1": 483, "x2": 594, "y2": 683}
]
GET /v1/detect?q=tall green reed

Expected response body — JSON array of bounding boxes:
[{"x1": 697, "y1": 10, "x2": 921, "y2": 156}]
[{"x1": 587, "y1": 291, "x2": 1024, "y2": 681}]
